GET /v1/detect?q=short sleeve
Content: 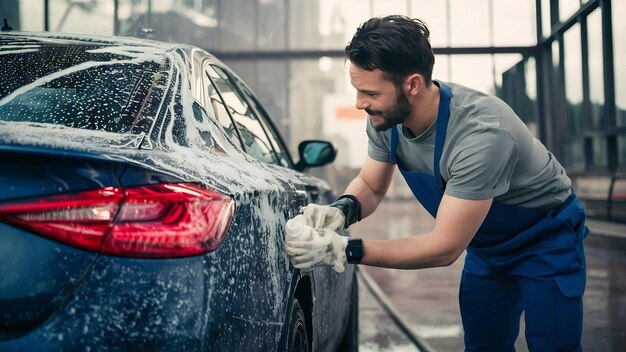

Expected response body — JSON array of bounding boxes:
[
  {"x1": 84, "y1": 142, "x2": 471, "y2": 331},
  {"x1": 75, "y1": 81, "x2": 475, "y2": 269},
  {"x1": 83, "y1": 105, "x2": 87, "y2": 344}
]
[
  {"x1": 444, "y1": 127, "x2": 517, "y2": 200},
  {"x1": 366, "y1": 118, "x2": 391, "y2": 163}
]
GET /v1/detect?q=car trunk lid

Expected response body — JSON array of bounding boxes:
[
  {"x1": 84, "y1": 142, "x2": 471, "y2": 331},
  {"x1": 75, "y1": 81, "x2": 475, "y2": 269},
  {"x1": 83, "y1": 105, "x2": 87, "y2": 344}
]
[{"x1": 0, "y1": 148, "x2": 124, "y2": 337}]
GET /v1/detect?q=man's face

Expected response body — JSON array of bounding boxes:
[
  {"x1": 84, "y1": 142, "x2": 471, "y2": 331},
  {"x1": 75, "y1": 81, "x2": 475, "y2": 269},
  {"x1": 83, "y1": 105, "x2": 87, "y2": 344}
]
[{"x1": 349, "y1": 63, "x2": 412, "y2": 131}]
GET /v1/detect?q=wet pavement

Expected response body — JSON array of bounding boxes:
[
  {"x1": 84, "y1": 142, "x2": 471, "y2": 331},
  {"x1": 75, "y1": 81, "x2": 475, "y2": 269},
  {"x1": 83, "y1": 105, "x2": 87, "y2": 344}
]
[
  {"x1": 354, "y1": 198, "x2": 626, "y2": 351},
  {"x1": 358, "y1": 270, "x2": 421, "y2": 351}
]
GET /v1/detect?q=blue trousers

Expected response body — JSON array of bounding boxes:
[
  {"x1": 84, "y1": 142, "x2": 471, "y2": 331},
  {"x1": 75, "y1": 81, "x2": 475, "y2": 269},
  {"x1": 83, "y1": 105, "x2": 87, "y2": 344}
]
[{"x1": 459, "y1": 270, "x2": 583, "y2": 351}]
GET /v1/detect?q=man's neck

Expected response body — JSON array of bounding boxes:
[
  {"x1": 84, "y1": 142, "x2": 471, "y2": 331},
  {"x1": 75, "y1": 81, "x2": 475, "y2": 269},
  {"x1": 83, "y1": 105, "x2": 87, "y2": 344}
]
[{"x1": 403, "y1": 83, "x2": 440, "y2": 137}]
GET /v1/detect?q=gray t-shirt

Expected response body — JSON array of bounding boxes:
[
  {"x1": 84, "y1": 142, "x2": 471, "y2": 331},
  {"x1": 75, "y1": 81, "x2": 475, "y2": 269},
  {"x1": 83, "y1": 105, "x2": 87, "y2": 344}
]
[{"x1": 367, "y1": 81, "x2": 572, "y2": 212}]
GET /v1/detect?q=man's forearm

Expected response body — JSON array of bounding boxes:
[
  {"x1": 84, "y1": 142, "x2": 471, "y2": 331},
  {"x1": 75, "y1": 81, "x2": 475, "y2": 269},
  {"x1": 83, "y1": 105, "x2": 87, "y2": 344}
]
[
  {"x1": 344, "y1": 176, "x2": 388, "y2": 219},
  {"x1": 358, "y1": 195, "x2": 492, "y2": 269},
  {"x1": 359, "y1": 233, "x2": 461, "y2": 269}
]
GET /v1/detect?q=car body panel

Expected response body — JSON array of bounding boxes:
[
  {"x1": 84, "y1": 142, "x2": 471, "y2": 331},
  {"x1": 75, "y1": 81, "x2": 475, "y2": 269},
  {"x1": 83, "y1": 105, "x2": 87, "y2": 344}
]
[
  {"x1": 0, "y1": 32, "x2": 355, "y2": 351},
  {"x1": 0, "y1": 223, "x2": 97, "y2": 337}
]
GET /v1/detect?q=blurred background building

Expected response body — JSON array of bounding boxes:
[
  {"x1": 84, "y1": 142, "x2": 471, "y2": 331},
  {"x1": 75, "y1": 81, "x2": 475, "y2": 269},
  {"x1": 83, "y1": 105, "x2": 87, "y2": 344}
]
[{"x1": 2, "y1": 0, "x2": 625, "y2": 221}]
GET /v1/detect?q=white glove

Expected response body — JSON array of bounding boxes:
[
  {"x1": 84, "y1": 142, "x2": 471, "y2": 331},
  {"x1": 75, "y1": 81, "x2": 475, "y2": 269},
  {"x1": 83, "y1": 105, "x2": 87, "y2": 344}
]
[
  {"x1": 285, "y1": 215, "x2": 347, "y2": 272},
  {"x1": 300, "y1": 204, "x2": 345, "y2": 232}
]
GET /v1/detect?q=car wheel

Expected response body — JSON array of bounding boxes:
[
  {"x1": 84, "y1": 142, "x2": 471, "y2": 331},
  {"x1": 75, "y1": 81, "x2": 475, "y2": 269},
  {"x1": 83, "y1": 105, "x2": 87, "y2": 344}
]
[
  {"x1": 287, "y1": 299, "x2": 309, "y2": 352},
  {"x1": 337, "y1": 273, "x2": 359, "y2": 352}
]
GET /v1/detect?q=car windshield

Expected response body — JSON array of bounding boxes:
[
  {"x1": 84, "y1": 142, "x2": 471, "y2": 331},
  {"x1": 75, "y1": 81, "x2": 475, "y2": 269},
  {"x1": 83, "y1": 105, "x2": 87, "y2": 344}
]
[{"x1": 0, "y1": 39, "x2": 169, "y2": 133}]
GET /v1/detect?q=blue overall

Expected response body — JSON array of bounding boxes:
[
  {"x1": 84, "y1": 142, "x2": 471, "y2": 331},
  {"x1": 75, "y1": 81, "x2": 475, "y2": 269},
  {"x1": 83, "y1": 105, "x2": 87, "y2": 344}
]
[{"x1": 389, "y1": 83, "x2": 588, "y2": 351}]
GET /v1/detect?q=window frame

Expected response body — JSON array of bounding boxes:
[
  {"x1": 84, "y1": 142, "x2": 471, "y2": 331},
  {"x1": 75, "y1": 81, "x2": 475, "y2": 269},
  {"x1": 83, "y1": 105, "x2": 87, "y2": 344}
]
[
  {"x1": 231, "y1": 76, "x2": 294, "y2": 168},
  {"x1": 202, "y1": 60, "x2": 293, "y2": 167}
]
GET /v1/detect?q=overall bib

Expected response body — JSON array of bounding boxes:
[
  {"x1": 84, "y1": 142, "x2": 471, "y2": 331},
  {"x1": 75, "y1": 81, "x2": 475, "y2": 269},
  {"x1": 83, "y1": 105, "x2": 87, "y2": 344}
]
[{"x1": 389, "y1": 83, "x2": 588, "y2": 351}]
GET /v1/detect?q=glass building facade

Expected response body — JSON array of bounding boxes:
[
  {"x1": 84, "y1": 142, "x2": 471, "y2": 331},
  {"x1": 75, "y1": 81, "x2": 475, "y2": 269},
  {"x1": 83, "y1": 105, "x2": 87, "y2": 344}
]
[{"x1": 2, "y1": 0, "x2": 624, "y2": 221}]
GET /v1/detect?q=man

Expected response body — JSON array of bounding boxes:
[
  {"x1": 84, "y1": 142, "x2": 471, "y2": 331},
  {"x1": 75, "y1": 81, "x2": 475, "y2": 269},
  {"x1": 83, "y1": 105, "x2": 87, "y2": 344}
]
[{"x1": 285, "y1": 15, "x2": 587, "y2": 351}]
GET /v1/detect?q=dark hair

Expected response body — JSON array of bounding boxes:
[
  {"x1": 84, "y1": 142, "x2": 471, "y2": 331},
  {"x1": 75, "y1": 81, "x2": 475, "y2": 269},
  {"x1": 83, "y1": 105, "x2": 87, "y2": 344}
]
[{"x1": 345, "y1": 15, "x2": 435, "y2": 87}]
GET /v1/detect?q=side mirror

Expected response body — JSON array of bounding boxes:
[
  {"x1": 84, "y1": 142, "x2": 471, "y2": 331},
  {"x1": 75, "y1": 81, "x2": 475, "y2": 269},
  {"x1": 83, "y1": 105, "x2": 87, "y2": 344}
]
[{"x1": 294, "y1": 140, "x2": 337, "y2": 172}]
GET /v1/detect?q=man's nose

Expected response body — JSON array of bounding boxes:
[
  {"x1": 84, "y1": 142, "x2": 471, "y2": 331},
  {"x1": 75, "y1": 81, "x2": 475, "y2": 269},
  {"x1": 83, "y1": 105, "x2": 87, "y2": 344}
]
[{"x1": 355, "y1": 96, "x2": 369, "y2": 110}]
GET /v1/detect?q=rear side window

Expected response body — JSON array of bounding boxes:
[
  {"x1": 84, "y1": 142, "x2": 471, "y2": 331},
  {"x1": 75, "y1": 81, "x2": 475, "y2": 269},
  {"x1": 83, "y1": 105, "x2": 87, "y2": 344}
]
[
  {"x1": 207, "y1": 65, "x2": 280, "y2": 165},
  {"x1": 0, "y1": 42, "x2": 168, "y2": 133},
  {"x1": 235, "y1": 81, "x2": 291, "y2": 168},
  {"x1": 203, "y1": 65, "x2": 243, "y2": 149}
]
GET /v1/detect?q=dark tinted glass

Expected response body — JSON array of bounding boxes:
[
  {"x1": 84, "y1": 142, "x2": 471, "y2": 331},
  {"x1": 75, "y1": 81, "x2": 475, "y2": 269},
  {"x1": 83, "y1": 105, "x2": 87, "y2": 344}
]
[
  {"x1": 209, "y1": 65, "x2": 279, "y2": 165},
  {"x1": 235, "y1": 81, "x2": 291, "y2": 167},
  {"x1": 204, "y1": 64, "x2": 243, "y2": 148},
  {"x1": 0, "y1": 40, "x2": 168, "y2": 133}
]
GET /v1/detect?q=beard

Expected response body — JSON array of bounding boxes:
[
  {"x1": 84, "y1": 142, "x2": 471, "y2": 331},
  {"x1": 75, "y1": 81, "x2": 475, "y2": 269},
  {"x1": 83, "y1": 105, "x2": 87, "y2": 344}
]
[{"x1": 366, "y1": 89, "x2": 413, "y2": 132}]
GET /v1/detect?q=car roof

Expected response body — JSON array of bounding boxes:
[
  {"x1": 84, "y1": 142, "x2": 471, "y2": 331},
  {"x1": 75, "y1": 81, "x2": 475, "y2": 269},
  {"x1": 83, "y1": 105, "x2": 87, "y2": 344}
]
[
  {"x1": 1, "y1": 31, "x2": 225, "y2": 102},
  {"x1": 0, "y1": 31, "x2": 223, "y2": 66},
  {"x1": 2, "y1": 31, "x2": 199, "y2": 54}
]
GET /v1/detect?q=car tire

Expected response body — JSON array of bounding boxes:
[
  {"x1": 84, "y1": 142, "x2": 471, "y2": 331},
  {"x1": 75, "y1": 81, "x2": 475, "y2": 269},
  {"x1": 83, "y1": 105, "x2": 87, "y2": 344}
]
[
  {"x1": 287, "y1": 298, "x2": 309, "y2": 352},
  {"x1": 337, "y1": 273, "x2": 359, "y2": 352}
]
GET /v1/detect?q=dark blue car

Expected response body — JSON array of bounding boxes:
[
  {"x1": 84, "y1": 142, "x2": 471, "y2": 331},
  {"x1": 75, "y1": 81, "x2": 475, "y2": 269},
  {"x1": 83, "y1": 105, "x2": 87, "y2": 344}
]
[{"x1": 0, "y1": 32, "x2": 358, "y2": 351}]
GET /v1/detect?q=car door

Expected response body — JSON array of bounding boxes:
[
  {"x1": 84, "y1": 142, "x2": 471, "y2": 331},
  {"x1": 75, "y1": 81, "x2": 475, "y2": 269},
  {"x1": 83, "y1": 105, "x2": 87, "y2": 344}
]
[
  {"x1": 215, "y1": 63, "x2": 355, "y2": 349},
  {"x1": 200, "y1": 61, "x2": 351, "y2": 349}
]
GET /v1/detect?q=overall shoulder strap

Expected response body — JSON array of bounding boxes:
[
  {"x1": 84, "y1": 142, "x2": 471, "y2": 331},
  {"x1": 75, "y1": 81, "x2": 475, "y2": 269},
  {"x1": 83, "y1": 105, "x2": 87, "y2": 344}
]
[
  {"x1": 389, "y1": 127, "x2": 398, "y2": 164},
  {"x1": 434, "y1": 83, "x2": 452, "y2": 191}
]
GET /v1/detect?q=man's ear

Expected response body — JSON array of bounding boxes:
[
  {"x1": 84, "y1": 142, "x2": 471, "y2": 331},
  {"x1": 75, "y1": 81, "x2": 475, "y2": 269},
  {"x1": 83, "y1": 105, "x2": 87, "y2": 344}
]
[{"x1": 405, "y1": 74, "x2": 424, "y2": 96}]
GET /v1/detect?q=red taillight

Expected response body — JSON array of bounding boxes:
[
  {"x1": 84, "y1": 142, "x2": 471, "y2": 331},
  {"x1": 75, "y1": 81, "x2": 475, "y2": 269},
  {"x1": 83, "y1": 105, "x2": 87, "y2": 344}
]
[
  {"x1": 103, "y1": 183, "x2": 235, "y2": 257},
  {"x1": 0, "y1": 184, "x2": 235, "y2": 258},
  {"x1": 0, "y1": 187, "x2": 124, "y2": 251}
]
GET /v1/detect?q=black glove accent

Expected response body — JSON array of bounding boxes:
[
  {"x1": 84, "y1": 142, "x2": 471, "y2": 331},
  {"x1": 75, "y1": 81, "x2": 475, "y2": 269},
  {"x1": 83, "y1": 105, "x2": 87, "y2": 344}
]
[{"x1": 329, "y1": 194, "x2": 362, "y2": 228}]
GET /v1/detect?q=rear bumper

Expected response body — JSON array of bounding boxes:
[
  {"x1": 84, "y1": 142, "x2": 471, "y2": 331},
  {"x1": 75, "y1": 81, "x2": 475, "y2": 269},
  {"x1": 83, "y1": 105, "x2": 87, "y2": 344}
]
[
  {"x1": 0, "y1": 250, "x2": 291, "y2": 351},
  {"x1": 0, "y1": 254, "x2": 211, "y2": 351}
]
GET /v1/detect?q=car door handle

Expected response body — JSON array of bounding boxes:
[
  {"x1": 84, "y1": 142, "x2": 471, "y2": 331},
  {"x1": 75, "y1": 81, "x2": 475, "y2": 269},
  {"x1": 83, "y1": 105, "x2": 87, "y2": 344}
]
[
  {"x1": 295, "y1": 189, "x2": 308, "y2": 200},
  {"x1": 291, "y1": 190, "x2": 309, "y2": 213}
]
